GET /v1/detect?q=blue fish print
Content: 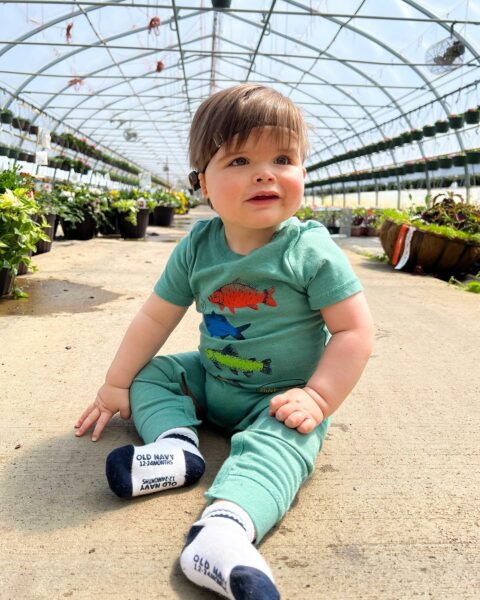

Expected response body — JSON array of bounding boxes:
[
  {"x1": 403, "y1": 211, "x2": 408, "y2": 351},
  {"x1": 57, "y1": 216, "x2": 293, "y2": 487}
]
[{"x1": 204, "y1": 312, "x2": 251, "y2": 340}]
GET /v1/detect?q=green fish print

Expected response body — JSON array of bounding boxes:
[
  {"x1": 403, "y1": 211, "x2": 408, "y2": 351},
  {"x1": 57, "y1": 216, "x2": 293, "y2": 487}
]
[{"x1": 205, "y1": 344, "x2": 272, "y2": 377}]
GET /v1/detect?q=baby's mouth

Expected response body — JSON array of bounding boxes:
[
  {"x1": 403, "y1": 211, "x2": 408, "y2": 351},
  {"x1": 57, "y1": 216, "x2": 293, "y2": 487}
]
[{"x1": 247, "y1": 193, "x2": 279, "y2": 202}]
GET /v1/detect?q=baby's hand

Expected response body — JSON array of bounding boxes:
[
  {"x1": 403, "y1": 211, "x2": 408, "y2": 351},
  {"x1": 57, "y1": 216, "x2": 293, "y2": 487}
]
[
  {"x1": 269, "y1": 387, "x2": 324, "y2": 434},
  {"x1": 75, "y1": 383, "x2": 131, "y2": 441}
]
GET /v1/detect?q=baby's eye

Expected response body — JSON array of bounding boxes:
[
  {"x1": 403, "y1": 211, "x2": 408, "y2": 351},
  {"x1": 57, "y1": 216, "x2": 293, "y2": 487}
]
[
  {"x1": 275, "y1": 155, "x2": 292, "y2": 165},
  {"x1": 229, "y1": 157, "x2": 248, "y2": 166}
]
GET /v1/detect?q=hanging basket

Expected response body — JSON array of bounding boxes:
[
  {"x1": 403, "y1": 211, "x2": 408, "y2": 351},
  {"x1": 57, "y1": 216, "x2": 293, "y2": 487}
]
[
  {"x1": 448, "y1": 115, "x2": 464, "y2": 129},
  {"x1": 211, "y1": 0, "x2": 231, "y2": 7},
  {"x1": 464, "y1": 109, "x2": 480, "y2": 125},
  {"x1": 380, "y1": 219, "x2": 480, "y2": 276},
  {"x1": 422, "y1": 125, "x2": 436, "y2": 137},
  {"x1": 434, "y1": 120, "x2": 450, "y2": 134},
  {"x1": 466, "y1": 150, "x2": 480, "y2": 164},
  {"x1": 410, "y1": 129, "x2": 423, "y2": 141},
  {"x1": 452, "y1": 154, "x2": 467, "y2": 167},
  {"x1": 438, "y1": 157, "x2": 453, "y2": 168}
]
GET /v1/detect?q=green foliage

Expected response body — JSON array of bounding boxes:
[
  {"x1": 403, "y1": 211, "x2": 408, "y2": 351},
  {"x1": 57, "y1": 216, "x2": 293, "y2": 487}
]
[
  {"x1": 295, "y1": 206, "x2": 315, "y2": 221},
  {"x1": 153, "y1": 190, "x2": 182, "y2": 208},
  {"x1": 0, "y1": 187, "x2": 50, "y2": 297},
  {"x1": 448, "y1": 273, "x2": 480, "y2": 293},
  {"x1": 381, "y1": 193, "x2": 480, "y2": 244}
]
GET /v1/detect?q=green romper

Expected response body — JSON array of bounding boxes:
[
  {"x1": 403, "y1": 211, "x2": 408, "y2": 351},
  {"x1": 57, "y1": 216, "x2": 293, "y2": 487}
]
[{"x1": 130, "y1": 216, "x2": 362, "y2": 541}]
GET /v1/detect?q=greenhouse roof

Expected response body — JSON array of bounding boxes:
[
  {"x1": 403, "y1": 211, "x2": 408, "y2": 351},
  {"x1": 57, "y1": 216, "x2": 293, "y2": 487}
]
[{"x1": 1, "y1": 0, "x2": 479, "y2": 187}]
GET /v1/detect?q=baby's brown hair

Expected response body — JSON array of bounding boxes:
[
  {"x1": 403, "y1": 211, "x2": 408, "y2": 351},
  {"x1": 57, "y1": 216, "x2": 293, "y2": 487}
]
[{"x1": 189, "y1": 84, "x2": 309, "y2": 174}]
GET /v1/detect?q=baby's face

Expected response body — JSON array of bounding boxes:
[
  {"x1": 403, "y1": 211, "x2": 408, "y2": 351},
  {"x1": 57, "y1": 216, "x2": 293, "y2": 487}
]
[{"x1": 200, "y1": 127, "x2": 306, "y2": 241}]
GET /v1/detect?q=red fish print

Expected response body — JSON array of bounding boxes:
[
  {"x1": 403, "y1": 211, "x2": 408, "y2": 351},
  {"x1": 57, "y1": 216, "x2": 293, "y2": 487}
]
[{"x1": 208, "y1": 279, "x2": 276, "y2": 314}]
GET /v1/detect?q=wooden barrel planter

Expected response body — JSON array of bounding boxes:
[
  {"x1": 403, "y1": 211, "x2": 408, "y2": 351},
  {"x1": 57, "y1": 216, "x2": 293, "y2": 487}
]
[
  {"x1": 118, "y1": 208, "x2": 149, "y2": 239},
  {"x1": 380, "y1": 219, "x2": 480, "y2": 276}
]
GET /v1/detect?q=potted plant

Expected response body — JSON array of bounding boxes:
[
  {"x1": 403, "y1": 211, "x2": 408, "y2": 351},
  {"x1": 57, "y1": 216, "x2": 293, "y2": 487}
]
[
  {"x1": 422, "y1": 124, "x2": 436, "y2": 137},
  {"x1": 58, "y1": 186, "x2": 109, "y2": 240},
  {"x1": 379, "y1": 193, "x2": 480, "y2": 277},
  {"x1": 33, "y1": 183, "x2": 59, "y2": 254},
  {"x1": 438, "y1": 155, "x2": 453, "y2": 169},
  {"x1": 0, "y1": 185, "x2": 49, "y2": 297},
  {"x1": 448, "y1": 113, "x2": 464, "y2": 129},
  {"x1": 212, "y1": 0, "x2": 231, "y2": 7},
  {"x1": 464, "y1": 107, "x2": 480, "y2": 125},
  {"x1": 426, "y1": 158, "x2": 439, "y2": 171},
  {"x1": 350, "y1": 207, "x2": 367, "y2": 236},
  {"x1": 410, "y1": 129, "x2": 423, "y2": 141},
  {"x1": 112, "y1": 195, "x2": 155, "y2": 239},
  {"x1": 1, "y1": 109, "x2": 13, "y2": 124},
  {"x1": 365, "y1": 209, "x2": 382, "y2": 236},
  {"x1": 434, "y1": 119, "x2": 449, "y2": 134},
  {"x1": 452, "y1": 153, "x2": 467, "y2": 167},
  {"x1": 0, "y1": 144, "x2": 10, "y2": 157},
  {"x1": 466, "y1": 149, "x2": 480, "y2": 165},
  {"x1": 153, "y1": 190, "x2": 181, "y2": 226}
]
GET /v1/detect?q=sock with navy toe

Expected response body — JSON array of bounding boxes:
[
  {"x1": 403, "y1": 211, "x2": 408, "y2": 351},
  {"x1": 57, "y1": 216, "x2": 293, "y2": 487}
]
[
  {"x1": 180, "y1": 501, "x2": 280, "y2": 600},
  {"x1": 105, "y1": 427, "x2": 205, "y2": 498}
]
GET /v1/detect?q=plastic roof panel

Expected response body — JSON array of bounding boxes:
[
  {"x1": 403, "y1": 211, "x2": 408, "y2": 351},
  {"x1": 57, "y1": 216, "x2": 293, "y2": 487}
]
[{"x1": 0, "y1": 0, "x2": 479, "y2": 186}]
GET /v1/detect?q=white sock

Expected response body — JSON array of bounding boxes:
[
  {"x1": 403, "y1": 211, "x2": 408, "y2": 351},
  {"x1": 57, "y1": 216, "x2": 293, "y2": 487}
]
[
  {"x1": 180, "y1": 501, "x2": 280, "y2": 599},
  {"x1": 105, "y1": 427, "x2": 205, "y2": 498}
]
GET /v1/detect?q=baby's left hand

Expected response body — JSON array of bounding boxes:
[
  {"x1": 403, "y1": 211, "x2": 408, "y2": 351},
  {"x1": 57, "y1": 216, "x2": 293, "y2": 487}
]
[{"x1": 269, "y1": 388, "x2": 324, "y2": 434}]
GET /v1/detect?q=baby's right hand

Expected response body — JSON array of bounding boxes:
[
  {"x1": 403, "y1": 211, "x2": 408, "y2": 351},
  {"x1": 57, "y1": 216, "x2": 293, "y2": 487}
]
[{"x1": 74, "y1": 383, "x2": 131, "y2": 441}]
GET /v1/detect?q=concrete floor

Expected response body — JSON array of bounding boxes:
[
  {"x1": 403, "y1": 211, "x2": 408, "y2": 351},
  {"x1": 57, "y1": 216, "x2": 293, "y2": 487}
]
[{"x1": 1, "y1": 206, "x2": 479, "y2": 599}]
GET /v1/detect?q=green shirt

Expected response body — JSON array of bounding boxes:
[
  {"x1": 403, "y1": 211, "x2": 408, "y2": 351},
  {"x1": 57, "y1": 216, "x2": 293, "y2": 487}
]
[{"x1": 155, "y1": 217, "x2": 362, "y2": 393}]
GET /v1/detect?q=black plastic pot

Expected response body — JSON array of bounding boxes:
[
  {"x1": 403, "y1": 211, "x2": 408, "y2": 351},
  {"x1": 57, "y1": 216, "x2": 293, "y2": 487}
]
[
  {"x1": 8, "y1": 148, "x2": 19, "y2": 159},
  {"x1": 118, "y1": 208, "x2": 149, "y2": 239},
  {"x1": 0, "y1": 146, "x2": 9, "y2": 156},
  {"x1": 448, "y1": 115, "x2": 464, "y2": 130},
  {"x1": 464, "y1": 110, "x2": 480, "y2": 125},
  {"x1": 427, "y1": 159, "x2": 439, "y2": 171},
  {"x1": 153, "y1": 205, "x2": 175, "y2": 227},
  {"x1": 452, "y1": 155, "x2": 467, "y2": 167},
  {"x1": 29, "y1": 124, "x2": 39, "y2": 135},
  {"x1": 1, "y1": 111, "x2": 13, "y2": 124},
  {"x1": 26, "y1": 153, "x2": 35, "y2": 163},
  {"x1": 18, "y1": 152, "x2": 28, "y2": 162},
  {"x1": 411, "y1": 130, "x2": 423, "y2": 141},
  {"x1": 438, "y1": 157, "x2": 453, "y2": 168},
  {"x1": 0, "y1": 268, "x2": 14, "y2": 297},
  {"x1": 212, "y1": 0, "x2": 231, "y2": 6},
  {"x1": 434, "y1": 120, "x2": 449, "y2": 134},
  {"x1": 466, "y1": 151, "x2": 480, "y2": 165},
  {"x1": 422, "y1": 125, "x2": 436, "y2": 137},
  {"x1": 33, "y1": 213, "x2": 56, "y2": 255},
  {"x1": 99, "y1": 211, "x2": 120, "y2": 236},
  {"x1": 62, "y1": 214, "x2": 97, "y2": 240}
]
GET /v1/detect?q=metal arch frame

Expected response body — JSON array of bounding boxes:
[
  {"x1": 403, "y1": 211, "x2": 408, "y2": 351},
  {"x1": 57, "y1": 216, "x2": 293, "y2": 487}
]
[
  {"x1": 0, "y1": 1, "x2": 476, "y2": 191},
  {"x1": 226, "y1": 9, "x2": 425, "y2": 202},
  {"x1": 284, "y1": 0, "x2": 471, "y2": 198}
]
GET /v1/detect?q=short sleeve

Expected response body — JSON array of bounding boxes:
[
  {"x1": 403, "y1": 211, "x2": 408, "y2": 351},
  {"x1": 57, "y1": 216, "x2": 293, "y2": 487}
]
[
  {"x1": 154, "y1": 234, "x2": 194, "y2": 307},
  {"x1": 287, "y1": 222, "x2": 363, "y2": 310}
]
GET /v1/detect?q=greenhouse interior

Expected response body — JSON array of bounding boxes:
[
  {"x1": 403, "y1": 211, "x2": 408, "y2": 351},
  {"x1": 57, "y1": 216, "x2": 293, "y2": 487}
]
[{"x1": 1, "y1": 2, "x2": 479, "y2": 600}]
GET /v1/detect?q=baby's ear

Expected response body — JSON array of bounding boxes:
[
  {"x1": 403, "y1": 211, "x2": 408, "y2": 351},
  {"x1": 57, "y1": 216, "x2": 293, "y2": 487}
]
[
  {"x1": 302, "y1": 166, "x2": 307, "y2": 178},
  {"x1": 198, "y1": 173, "x2": 209, "y2": 198}
]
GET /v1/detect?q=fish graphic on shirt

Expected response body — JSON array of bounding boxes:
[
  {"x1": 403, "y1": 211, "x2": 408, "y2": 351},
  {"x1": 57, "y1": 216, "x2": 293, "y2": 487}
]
[
  {"x1": 208, "y1": 279, "x2": 277, "y2": 314},
  {"x1": 205, "y1": 345, "x2": 272, "y2": 377},
  {"x1": 204, "y1": 312, "x2": 251, "y2": 340}
]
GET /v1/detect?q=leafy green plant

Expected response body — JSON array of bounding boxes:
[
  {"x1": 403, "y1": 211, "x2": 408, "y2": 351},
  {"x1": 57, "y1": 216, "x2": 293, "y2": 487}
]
[
  {"x1": 448, "y1": 273, "x2": 480, "y2": 293},
  {"x1": 153, "y1": 190, "x2": 182, "y2": 208},
  {"x1": 0, "y1": 187, "x2": 49, "y2": 297}
]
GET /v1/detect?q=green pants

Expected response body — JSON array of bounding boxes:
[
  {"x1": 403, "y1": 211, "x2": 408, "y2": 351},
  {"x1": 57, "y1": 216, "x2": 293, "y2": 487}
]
[{"x1": 130, "y1": 352, "x2": 330, "y2": 542}]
